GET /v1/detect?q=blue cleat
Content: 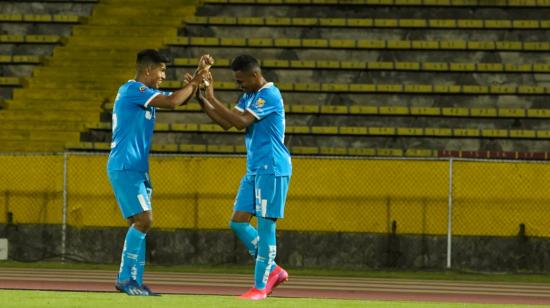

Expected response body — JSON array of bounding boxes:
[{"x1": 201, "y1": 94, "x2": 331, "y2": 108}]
[{"x1": 115, "y1": 279, "x2": 156, "y2": 296}]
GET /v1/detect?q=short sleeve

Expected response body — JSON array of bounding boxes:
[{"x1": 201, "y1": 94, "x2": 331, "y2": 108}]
[
  {"x1": 234, "y1": 94, "x2": 247, "y2": 112},
  {"x1": 246, "y1": 92, "x2": 280, "y2": 120},
  {"x1": 126, "y1": 83, "x2": 161, "y2": 107}
]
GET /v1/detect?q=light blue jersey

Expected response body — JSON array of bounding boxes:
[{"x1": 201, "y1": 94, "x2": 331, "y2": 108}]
[
  {"x1": 107, "y1": 80, "x2": 161, "y2": 172},
  {"x1": 235, "y1": 82, "x2": 292, "y2": 176}
]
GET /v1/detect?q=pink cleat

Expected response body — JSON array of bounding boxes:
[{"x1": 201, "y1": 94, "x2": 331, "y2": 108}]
[
  {"x1": 266, "y1": 265, "x2": 289, "y2": 295},
  {"x1": 239, "y1": 287, "x2": 267, "y2": 300}
]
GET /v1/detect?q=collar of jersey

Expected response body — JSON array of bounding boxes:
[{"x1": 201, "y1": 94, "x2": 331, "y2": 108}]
[{"x1": 257, "y1": 82, "x2": 273, "y2": 92}]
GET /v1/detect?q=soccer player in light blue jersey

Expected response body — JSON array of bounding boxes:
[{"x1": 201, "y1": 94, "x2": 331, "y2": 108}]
[
  {"x1": 107, "y1": 49, "x2": 211, "y2": 296},
  {"x1": 196, "y1": 55, "x2": 292, "y2": 300}
]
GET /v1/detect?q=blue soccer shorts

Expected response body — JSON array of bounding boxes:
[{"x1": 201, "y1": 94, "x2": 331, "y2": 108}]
[
  {"x1": 233, "y1": 174, "x2": 290, "y2": 219},
  {"x1": 107, "y1": 170, "x2": 153, "y2": 219}
]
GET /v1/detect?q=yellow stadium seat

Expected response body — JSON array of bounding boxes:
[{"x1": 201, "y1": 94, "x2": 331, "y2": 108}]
[
  {"x1": 0, "y1": 77, "x2": 22, "y2": 86},
  {"x1": 527, "y1": 109, "x2": 550, "y2": 118},
  {"x1": 490, "y1": 85, "x2": 517, "y2": 94},
  {"x1": 316, "y1": 60, "x2": 340, "y2": 69},
  {"x1": 348, "y1": 106, "x2": 377, "y2": 115},
  {"x1": 495, "y1": 41, "x2": 522, "y2": 50},
  {"x1": 369, "y1": 127, "x2": 396, "y2": 135},
  {"x1": 248, "y1": 38, "x2": 273, "y2": 47},
  {"x1": 470, "y1": 108, "x2": 498, "y2": 117},
  {"x1": 425, "y1": 128, "x2": 452, "y2": 136},
  {"x1": 151, "y1": 144, "x2": 178, "y2": 152},
  {"x1": 410, "y1": 107, "x2": 440, "y2": 116},
  {"x1": 450, "y1": 63, "x2": 475, "y2": 71},
  {"x1": 294, "y1": 83, "x2": 321, "y2": 91},
  {"x1": 412, "y1": 41, "x2": 439, "y2": 49},
  {"x1": 290, "y1": 60, "x2": 316, "y2": 68},
  {"x1": 290, "y1": 105, "x2": 319, "y2": 113},
  {"x1": 367, "y1": 62, "x2": 394, "y2": 69},
  {"x1": 311, "y1": 126, "x2": 338, "y2": 134},
  {"x1": 320, "y1": 105, "x2": 348, "y2": 114},
  {"x1": 350, "y1": 84, "x2": 376, "y2": 92},
  {"x1": 191, "y1": 37, "x2": 219, "y2": 46},
  {"x1": 265, "y1": 17, "x2": 291, "y2": 26},
  {"x1": 340, "y1": 126, "x2": 368, "y2": 134},
  {"x1": 395, "y1": 62, "x2": 420, "y2": 70},
  {"x1": 374, "y1": 19, "x2": 398, "y2": 27},
  {"x1": 319, "y1": 147, "x2": 347, "y2": 155},
  {"x1": 376, "y1": 84, "x2": 403, "y2": 92},
  {"x1": 347, "y1": 148, "x2": 376, "y2": 156},
  {"x1": 274, "y1": 38, "x2": 301, "y2": 47},
  {"x1": 387, "y1": 40, "x2": 411, "y2": 49},
  {"x1": 291, "y1": 18, "x2": 317, "y2": 26},
  {"x1": 513, "y1": 20, "x2": 540, "y2": 28},
  {"x1": 341, "y1": 61, "x2": 366, "y2": 69},
  {"x1": 518, "y1": 86, "x2": 545, "y2": 94},
  {"x1": 442, "y1": 108, "x2": 469, "y2": 116},
  {"x1": 533, "y1": 64, "x2": 550, "y2": 72},
  {"x1": 405, "y1": 149, "x2": 434, "y2": 157},
  {"x1": 457, "y1": 19, "x2": 483, "y2": 28},
  {"x1": 422, "y1": 62, "x2": 449, "y2": 71},
  {"x1": 399, "y1": 19, "x2": 427, "y2": 27},
  {"x1": 397, "y1": 127, "x2": 424, "y2": 136},
  {"x1": 510, "y1": 130, "x2": 536, "y2": 138},
  {"x1": 379, "y1": 106, "x2": 408, "y2": 115},
  {"x1": 329, "y1": 39, "x2": 356, "y2": 48},
  {"x1": 238, "y1": 17, "x2": 264, "y2": 25},
  {"x1": 523, "y1": 42, "x2": 550, "y2": 51},
  {"x1": 485, "y1": 20, "x2": 512, "y2": 28},
  {"x1": 499, "y1": 109, "x2": 527, "y2": 117},
  {"x1": 357, "y1": 39, "x2": 386, "y2": 49},
  {"x1": 321, "y1": 84, "x2": 349, "y2": 92},
  {"x1": 219, "y1": 38, "x2": 245, "y2": 46},
  {"x1": 481, "y1": 129, "x2": 509, "y2": 138},
  {"x1": 453, "y1": 128, "x2": 480, "y2": 137},
  {"x1": 180, "y1": 144, "x2": 206, "y2": 152},
  {"x1": 0, "y1": 35, "x2": 25, "y2": 43},
  {"x1": 476, "y1": 63, "x2": 504, "y2": 71},
  {"x1": 440, "y1": 40, "x2": 467, "y2": 49},
  {"x1": 347, "y1": 18, "x2": 373, "y2": 27},
  {"x1": 290, "y1": 146, "x2": 319, "y2": 155},
  {"x1": 207, "y1": 145, "x2": 235, "y2": 153},
  {"x1": 302, "y1": 39, "x2": 329, "y2": 48},
  {"x1": 320, "y1": 18, "x2": 346, "y2": 27},
  {"x1": 462, "y1": 85, "x2": 489, "y2": 94},
  {"x1": 286, "y1": 126, "x2": 310, "y2": 134},
  {"x1": 404, "y1": 84, "x2": 432, "y2": 93},
  {"x1": 537, "y1": 131, "x2": 550, "y2": 138},
  {"x1": 377, "y1": 148, "x2": 403, "y2": 156},
  {"x1": 429, "y1": 19, "x2": 456, "y2": 28}
]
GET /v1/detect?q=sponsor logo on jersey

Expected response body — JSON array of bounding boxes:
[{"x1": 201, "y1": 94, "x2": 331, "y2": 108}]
[
  {"x1": 139, "y1": 86, "x2": 146, "y2": 92},
  {"x1": 256, "y1": 98, "x2": 265, "y2": 108}
]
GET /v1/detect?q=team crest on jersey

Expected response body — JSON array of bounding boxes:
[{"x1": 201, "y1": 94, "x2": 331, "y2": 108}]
[
  {"x1": 139, "y1": 86, "x2": 146, "y2": 92},
  {"x1": 256, "y1": 98, "x2": 265, "y2": 108}
]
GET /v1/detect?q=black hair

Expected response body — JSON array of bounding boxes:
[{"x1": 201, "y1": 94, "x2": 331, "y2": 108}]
[
  {"x1": 230, "y1": 54, "x2": 261, "y2": 72},
  {"x1": 136, "y1": 49, "x2": 169, "y2": 68}
]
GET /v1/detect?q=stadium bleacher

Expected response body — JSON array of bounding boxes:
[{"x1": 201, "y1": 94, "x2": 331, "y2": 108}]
[{"x1": 1, "y1": 0, "x2": 549, "y2": 158}]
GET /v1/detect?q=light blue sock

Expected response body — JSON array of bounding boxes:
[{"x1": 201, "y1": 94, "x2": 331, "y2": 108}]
[
  {"x1": 118, "y1": 225, "x2": 146, "y2": 283},
  {"x1": 254, "y1": 217, "x2": 277, "y2": 290},
  {"x1": 136, "y1": 238, "x2": 146, "y2": 285},
  {"x1": 230, "y1": 221, "x2": 278, "y2": 272}
]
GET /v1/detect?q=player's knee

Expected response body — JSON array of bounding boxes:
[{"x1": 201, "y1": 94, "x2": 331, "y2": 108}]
[
  {"x1": 133, "y1": 213, "x2": 153, "y2": 232},
  {"x1": 229, "y1": 220, "x2": 240, "y2": 233}
]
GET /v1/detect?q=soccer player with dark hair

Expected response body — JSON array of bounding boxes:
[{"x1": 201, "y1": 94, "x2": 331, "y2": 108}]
[
  {"x1": 196, "y1": 54, "x2": 292, "y2": 300},
  {"x1": 107, "y1": 49, "x2": 211, "y2": 296}
]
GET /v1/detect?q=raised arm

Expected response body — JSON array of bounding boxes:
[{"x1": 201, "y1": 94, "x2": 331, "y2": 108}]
[{"x1": 197, "y1": 72, "x2": 256, "y2": 130}]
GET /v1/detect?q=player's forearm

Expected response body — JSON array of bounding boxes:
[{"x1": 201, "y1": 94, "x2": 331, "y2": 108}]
[
  {"x1": 201, "y1": 95, "x2": 234, "y2": 130},
  {"x1": 207, "y1": 95, "x2": 249, "y2": 130},
  {"x1": 170, "y1": 82, "x2": 199, "y2": 107}
]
